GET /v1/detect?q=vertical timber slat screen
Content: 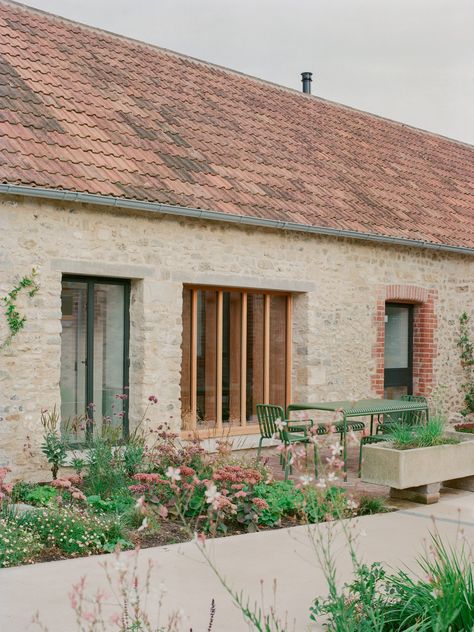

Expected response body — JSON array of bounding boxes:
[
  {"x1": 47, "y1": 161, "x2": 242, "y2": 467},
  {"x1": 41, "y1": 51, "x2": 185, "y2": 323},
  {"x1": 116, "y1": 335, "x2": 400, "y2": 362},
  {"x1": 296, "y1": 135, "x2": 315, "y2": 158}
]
[{"x1": 181, "y1": 287, "x2": 292, "y2": 434}]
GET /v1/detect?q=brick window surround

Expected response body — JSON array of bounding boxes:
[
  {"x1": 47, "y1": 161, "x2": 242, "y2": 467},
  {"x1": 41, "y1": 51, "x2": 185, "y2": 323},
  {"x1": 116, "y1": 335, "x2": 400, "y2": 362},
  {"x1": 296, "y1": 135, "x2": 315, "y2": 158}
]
[{"x1": 372, "y1": 285, "x2": 437, "y2": 397}]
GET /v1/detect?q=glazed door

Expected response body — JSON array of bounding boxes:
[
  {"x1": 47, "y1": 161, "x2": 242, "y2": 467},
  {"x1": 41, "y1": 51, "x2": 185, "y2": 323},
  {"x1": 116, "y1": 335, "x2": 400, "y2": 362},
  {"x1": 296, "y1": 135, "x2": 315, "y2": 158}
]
[{"x1": 384, "y1": 303, "x2": 413, "y2": 399}]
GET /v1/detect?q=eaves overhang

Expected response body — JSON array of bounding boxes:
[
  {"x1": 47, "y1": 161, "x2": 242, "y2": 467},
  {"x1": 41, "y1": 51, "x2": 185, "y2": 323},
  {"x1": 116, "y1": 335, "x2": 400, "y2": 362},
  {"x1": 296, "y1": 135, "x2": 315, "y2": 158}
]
[{"x1": 1, "y1": 183, "x2": 474, "y2": 256}]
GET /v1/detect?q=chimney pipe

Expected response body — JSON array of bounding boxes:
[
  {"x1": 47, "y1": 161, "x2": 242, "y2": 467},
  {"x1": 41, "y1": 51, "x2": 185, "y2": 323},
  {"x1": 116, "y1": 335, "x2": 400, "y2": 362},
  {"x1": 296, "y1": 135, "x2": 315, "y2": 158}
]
[{"x1": 301, "y1": 72, "x2": 312, "y2": 94}]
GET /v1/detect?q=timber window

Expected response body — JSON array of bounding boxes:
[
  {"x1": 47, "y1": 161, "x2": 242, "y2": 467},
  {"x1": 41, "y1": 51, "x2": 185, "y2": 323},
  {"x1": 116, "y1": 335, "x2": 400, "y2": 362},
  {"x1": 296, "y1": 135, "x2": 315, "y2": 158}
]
[
  {"x1": 181, "y1": 287, "x2": 292, "y2": 433},
  {"x1": 60, "y1": 276, "x2": 130, "y2": 443}
]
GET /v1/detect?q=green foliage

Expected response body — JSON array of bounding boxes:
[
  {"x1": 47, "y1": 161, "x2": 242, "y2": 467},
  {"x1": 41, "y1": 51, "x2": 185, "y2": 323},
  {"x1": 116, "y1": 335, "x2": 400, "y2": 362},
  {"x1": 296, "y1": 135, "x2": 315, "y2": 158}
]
[
  {"x1": 383, "y1": 534, "x2": 474, "y2": 631},
  {"x1": 310, "y1": 534, "x2": 474, "y2": 631},
  {"x1": 389, "y1": 417, "x2": 459, "y2": 450},
  {"x1": 18, "y1": 506, "x2": 124, "y2": 556},
  {"x1": 254, "y1": 481, "x2": 353, "y2": 527},
  {"x1": 71, "y1": 456, "x2": 86, "y2": 476},
  {"x1": 82, "y1": 438, "x2": 128, "y2": 498},
  {"x1": 123, "y1": 443, "x2": 145, "y2": 476},
  {"x1": 101, "y1": 537, "x2": 134, "y2": 553},
  {"x1": 357, "y1": 496, "x2": 389, "y2": 516},
  {"x1": 254, "y1": 480, "x2": 303, "y2": 526},
  {"x1": 311, "y1": 561, "x2": 387, "y2": 630},
  {"x1": 86, "y1": 492, "x2": 134, "y2": 514},
  {"x1": 40, "y1": 406, "x2": 67, "y2": 479},
  {"x1": 0, "y1": 269, "x2": 39, "y2": 350},
  {"x1": 457, "y1": 312, "x2": 474, "y2": 415},
  {"x1": 23, "y1": 485, "x2": 59, "y2": 507},
  {"x1": 10, "y1": 480, "x2": 35, "y2": 504},
  {"x1": 0, "y1": 517, "x2": 43, "y2": 567}
]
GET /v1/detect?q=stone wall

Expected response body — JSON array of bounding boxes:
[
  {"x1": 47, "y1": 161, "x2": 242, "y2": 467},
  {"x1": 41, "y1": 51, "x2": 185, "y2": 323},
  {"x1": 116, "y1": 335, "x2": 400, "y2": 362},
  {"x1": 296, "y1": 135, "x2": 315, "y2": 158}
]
[{"x1": 1, "y1": 194, "x2": 473, "y2": 479}]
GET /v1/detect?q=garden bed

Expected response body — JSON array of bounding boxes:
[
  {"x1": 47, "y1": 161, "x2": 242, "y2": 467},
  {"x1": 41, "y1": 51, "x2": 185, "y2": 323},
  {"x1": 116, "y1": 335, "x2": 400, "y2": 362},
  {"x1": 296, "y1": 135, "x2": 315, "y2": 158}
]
[{"x1": 0, "y1": 419, "x2": 389, "y2": 568}]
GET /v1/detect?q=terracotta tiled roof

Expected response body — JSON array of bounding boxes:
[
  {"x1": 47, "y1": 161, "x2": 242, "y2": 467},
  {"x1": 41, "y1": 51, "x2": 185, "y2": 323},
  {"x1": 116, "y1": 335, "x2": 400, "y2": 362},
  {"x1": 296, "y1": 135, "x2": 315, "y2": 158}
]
[{"x1": 1, "y1": 1, "x2": 473, "y2": 249}]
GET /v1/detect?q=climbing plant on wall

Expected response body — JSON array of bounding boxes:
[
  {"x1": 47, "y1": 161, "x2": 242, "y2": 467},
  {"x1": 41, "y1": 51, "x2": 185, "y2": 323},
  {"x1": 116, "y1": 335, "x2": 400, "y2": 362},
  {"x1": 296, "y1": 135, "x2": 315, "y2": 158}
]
[
  {"x1": 0, "y1": 269, "x2": 40, "y2": 350},
  {"x1": 457, "y1": 311, "x2": 474, "y2": 415}
]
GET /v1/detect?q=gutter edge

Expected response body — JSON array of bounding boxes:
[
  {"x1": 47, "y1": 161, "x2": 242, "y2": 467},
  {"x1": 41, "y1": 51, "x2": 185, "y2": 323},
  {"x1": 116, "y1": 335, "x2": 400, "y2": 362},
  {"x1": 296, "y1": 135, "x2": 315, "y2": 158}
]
[{"x1": 1, "y1": 183, "x2": 473, "y2": 256}]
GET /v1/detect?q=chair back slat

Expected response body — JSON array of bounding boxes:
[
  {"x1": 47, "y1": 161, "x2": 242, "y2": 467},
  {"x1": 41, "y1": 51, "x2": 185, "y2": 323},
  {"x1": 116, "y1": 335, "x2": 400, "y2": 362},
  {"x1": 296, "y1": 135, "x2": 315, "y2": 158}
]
[
  {"x1": 400, "y1": 395, "x2": 427, "y2": 425},
  {"x1": 256, "y1": 404, "x2": 286, "y2": 439}
]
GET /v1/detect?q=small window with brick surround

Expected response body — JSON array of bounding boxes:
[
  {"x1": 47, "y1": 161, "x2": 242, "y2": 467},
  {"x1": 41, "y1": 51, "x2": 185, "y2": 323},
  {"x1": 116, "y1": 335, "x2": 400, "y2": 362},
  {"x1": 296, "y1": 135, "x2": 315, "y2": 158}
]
[{"x1": 372, "y1": 285, "x2": 437, "y2": 399}]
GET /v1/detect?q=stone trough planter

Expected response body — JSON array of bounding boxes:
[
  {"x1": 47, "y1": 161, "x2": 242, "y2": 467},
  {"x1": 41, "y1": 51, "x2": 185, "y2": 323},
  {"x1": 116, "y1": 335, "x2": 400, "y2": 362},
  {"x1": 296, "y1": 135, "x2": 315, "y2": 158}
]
[{"x1": 361, "y1": 432, "x2": 474, "y2": 504}]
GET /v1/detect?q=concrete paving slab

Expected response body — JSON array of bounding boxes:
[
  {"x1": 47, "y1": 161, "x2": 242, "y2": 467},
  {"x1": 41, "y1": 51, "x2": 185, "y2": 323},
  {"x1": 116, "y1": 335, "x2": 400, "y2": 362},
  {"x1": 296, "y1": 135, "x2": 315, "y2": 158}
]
[{"x1": 1, "y1": 490, "x2": 474, "y2": 632}]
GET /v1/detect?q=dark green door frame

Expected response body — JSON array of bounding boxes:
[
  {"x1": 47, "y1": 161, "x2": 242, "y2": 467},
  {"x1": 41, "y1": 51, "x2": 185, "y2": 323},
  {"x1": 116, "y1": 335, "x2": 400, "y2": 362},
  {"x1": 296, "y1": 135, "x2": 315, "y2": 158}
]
[
  {"x1": 384, "y1": 302, "x2": 414, "y2": 396},
  {"x1": 62, "y1": 275, "x2": 131, "y2": 441}
]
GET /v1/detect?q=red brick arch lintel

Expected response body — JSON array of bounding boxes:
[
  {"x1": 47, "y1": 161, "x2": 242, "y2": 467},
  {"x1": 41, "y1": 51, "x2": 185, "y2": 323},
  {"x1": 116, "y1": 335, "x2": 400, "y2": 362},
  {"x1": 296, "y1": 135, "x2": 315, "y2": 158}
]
[{"x1": 371, "y1": 285, "x2": 437, "y2": 397}]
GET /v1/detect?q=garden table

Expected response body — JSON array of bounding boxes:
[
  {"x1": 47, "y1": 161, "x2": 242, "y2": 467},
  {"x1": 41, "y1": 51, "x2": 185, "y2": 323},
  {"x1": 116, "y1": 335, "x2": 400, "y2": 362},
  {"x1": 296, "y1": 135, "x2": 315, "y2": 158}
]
[{"x1": 286, "y1": 398, "x2": 429, "y2": 480}]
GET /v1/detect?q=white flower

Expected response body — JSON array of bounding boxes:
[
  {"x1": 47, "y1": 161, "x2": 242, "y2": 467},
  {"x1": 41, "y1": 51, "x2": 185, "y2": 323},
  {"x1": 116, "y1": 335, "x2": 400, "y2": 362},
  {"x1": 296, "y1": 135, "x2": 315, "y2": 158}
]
[
  {"x1": 329, "y1": 442, "x2": 342, "y2": 456},
  {"x1": 165, "y1": 466, "x2": 181, "y2": 482},
  {"x1": 299, "y1": 474, "x2": 314, "y2": 486},
  {"x1": 315, "y1": 478, "x2": 327, "y2": 488},
  {"x1": 275, "y1": 418, "x2": 287, "y2": 431},
  {"x1": 327, "y1": 472, "x2": 338, "y2": 482},
  {"x1": 137, "y1": 517, "x2": 149, "y2": 532},
  {"x1": 347, "y1": 499, "x2": 358, "y2": 511},
  {"x1": 134, "y1": 495, "x2": 146, "y2": 511},
  {"x1": 113, "y1": 559, "x2": 127, "y2": 572},
  {"x1": 204, "y1": 483, "x2": 221, "y2": 506}
]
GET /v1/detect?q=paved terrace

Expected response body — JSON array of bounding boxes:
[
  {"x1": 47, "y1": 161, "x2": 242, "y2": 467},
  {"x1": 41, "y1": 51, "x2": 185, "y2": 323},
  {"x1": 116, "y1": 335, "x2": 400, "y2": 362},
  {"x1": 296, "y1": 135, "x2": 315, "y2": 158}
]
[
  {"x1": 262, "y1": 441, "x2": 391, "y2": 502},
  {"x1": 1, "y1": 489, "x2": 473, "y2": 631}
]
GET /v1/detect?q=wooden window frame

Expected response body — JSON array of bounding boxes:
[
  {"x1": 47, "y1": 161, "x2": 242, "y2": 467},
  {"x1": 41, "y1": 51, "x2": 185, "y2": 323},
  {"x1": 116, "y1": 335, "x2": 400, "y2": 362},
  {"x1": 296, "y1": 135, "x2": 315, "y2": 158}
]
[{"x1": 181, "y1": 285, "x2": 292, "y2": 439}]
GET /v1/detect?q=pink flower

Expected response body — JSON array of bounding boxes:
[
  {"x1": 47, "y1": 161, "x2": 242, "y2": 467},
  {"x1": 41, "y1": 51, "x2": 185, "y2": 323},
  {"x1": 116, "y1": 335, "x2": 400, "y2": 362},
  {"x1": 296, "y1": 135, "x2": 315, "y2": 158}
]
[
  {"x1": 133, "y1": 473, "x2": 168, "y2": 485},
  {"x1": 179, "y1": 465, "x2": 195, "y2": 477},
  {"x1": 2, "y1": 483, "x2": 13, "y2": 494},
  {"x1": 252, "y1": 497, "x2": 269, "y2": 510},
  {"x1": 128, "y1": 484, "x2": 147, "y2": 494},
  {"x1": 0, "y1": 467, "x2": 11, "y2": 485},
  {"x1": 234, "y1": 490, "x2": 247, "y2": 499},
  {"x1": 72, "y1": 490, "x2": 86, "y2": 501},
  {"x1": 67, "y1": 474, "x2": 83, "y2": 486},
  {"x1": 109, "y1": 613, "x2": 121, "y2": 626},
  {"x1": 51, "y1": 478, "x2": 72, "y2": 488}
]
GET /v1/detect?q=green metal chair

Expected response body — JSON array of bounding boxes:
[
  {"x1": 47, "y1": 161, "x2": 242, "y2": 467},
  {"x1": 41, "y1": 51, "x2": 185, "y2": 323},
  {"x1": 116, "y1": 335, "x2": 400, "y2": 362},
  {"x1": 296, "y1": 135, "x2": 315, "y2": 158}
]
[
  {"x1": 256, "y1": 404, "x2": 327, "y2": 480},
  {"x1": 376, "y1": 395, "x2": 428, "y2": 435}
]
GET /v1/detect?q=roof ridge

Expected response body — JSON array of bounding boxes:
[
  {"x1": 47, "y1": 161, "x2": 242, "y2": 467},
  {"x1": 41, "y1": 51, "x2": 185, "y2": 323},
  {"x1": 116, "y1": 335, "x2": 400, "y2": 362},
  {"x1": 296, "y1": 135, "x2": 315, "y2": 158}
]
[{"x1": 2, "y1": 0, "x2": 473, "y2": 150}]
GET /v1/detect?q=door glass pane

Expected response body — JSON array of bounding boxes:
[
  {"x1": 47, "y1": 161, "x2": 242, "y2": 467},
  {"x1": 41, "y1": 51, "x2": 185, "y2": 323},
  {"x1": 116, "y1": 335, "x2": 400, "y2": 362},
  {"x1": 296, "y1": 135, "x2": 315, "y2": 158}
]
[
  {"x1": 93, "y1": 283, "x2": 126, "y2": 439},
  {"x1": 180, "y1": 288, "x2": 193, "y2": 430},
  {"x1": 197, "y1": 289, "x2": 217, "y2": 427},
  {"x1": 384, "y1": 305, "x2": 409, "y2": 369},
  {"x1": 269, "y1": 295, "x2": 287, "y2": 408},
  {"x1": 246, "y1": 293, "x2": 264, "y2": 423},
  {"x1": 222, "y1": 291, "x2": 242, "y2": 426},
  {"x1": 60, "y1": 281, "x2": 87, "y2": 442}
]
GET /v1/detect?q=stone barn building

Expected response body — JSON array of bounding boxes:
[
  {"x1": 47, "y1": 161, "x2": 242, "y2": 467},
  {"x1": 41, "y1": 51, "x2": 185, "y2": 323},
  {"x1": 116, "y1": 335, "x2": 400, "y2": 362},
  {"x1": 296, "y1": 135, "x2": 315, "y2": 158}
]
[{"x1": 0, "y1": 2, "x2": 473, "y2": 477}]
